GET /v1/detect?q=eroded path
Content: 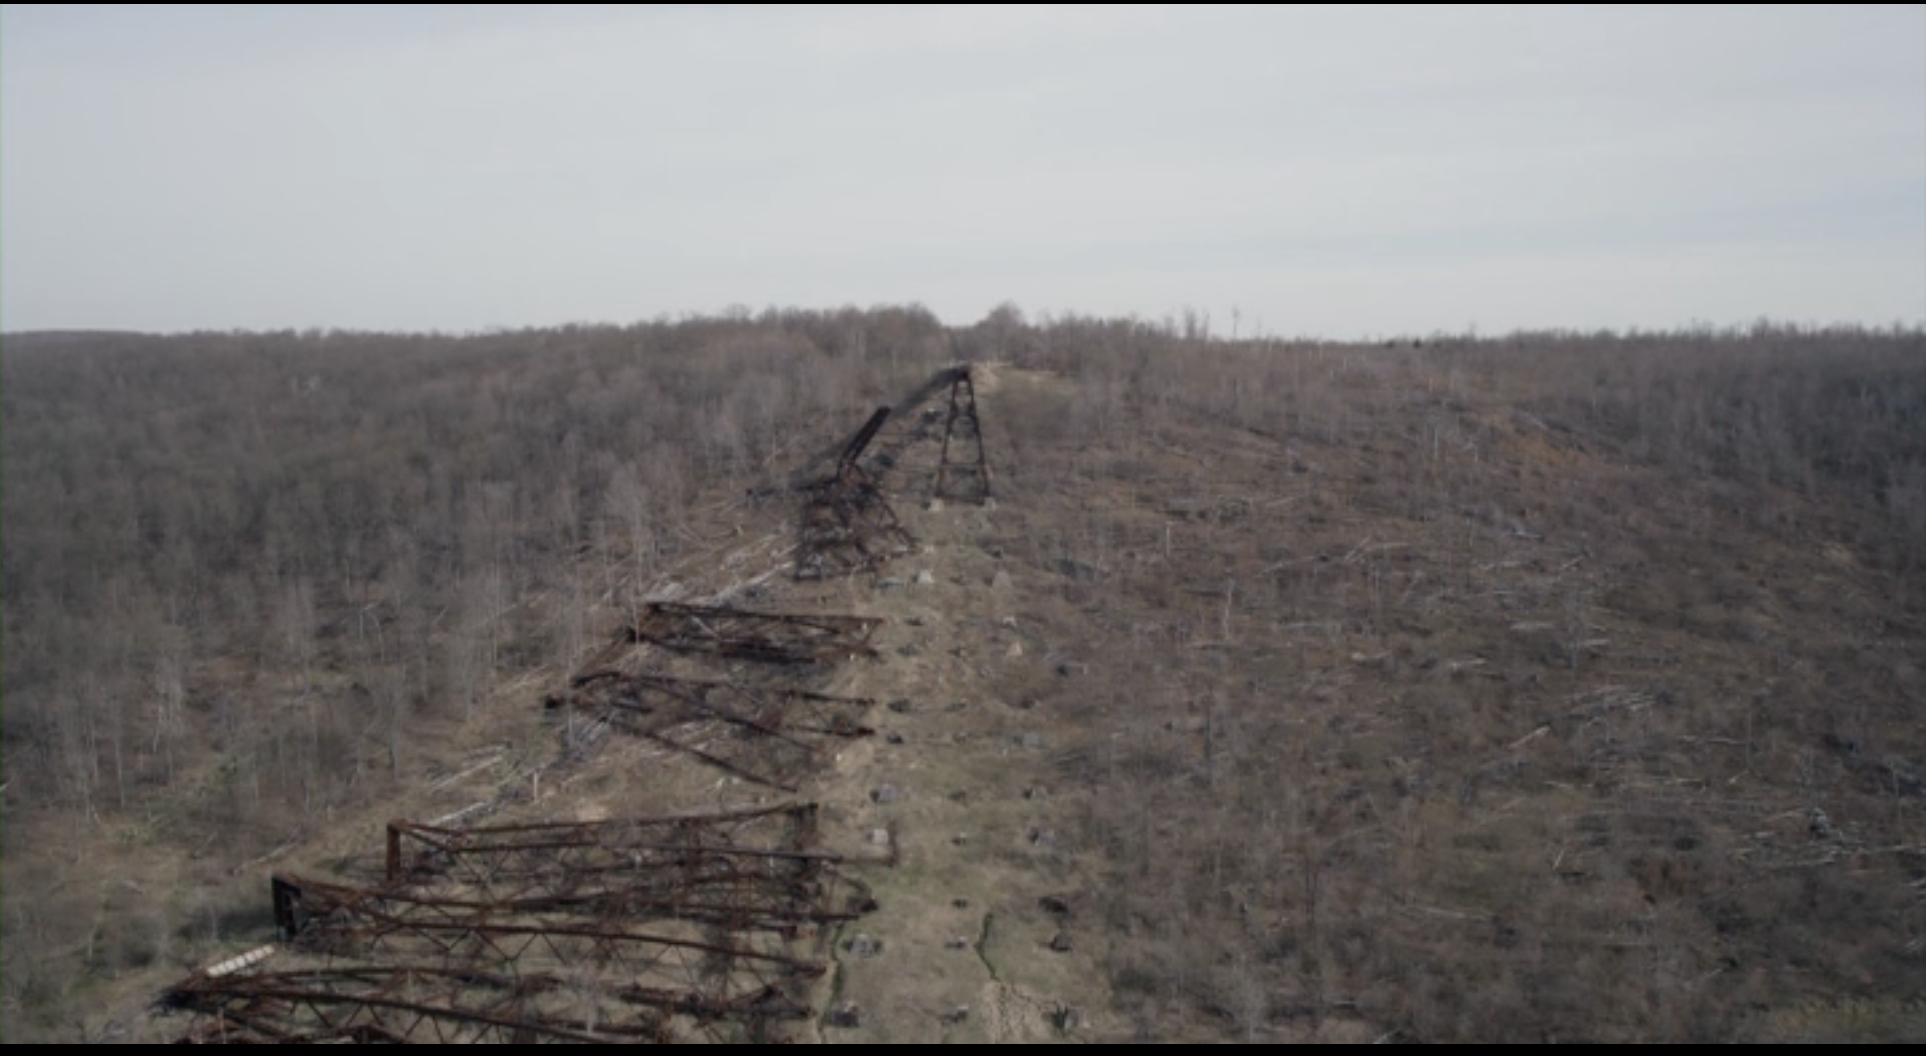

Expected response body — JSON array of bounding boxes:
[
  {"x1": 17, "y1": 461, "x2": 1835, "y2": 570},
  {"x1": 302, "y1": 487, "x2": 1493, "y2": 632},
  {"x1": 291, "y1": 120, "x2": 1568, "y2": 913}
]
[{"x1": 806, "y1": 482, "x2": 1111, "y2": 1043}]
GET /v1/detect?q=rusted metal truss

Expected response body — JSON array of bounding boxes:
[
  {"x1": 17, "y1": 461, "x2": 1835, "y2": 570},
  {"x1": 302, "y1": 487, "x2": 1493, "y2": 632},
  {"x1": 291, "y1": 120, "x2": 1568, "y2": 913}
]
[
  {"x1": 169, "y1": 926, "x2": 819, "y2": 1043},
  {"x1": 797, "y1": 407, "x2": 915, "y2": 579},
  {"x1": 546, "y1": 673, "x2": 875, "y2": 791},
  {"x1": 160, "y1": 398, "x2": 927, "y2": 1044},
  {"x1": 934, "y1": 366, "x2": 991, "y2": 503},
  {"x1": 798, "y1": 464, "x2": 914, "y2": 580},
  {"x1": 165, "y1": 963, "x2": 722, "y2": 1043},
  {"x1": 383, "y1": 803, "x2": 825, "y2": 891},
  {"x1": 632, "y1": 601, "x2": 882, "y2": 664},
  {"x1": 854, "y1": 368, "x2": 968, "y2": 484},
  {"x1": 839, "y1": 405, "x2": 893, "y2": 471},
  {"x1": 168, "y1": 804, "x2": 869, "y2": 1043},
  {"x1": 268, "y1": 872, "x2": 824, "y2": 1003}
]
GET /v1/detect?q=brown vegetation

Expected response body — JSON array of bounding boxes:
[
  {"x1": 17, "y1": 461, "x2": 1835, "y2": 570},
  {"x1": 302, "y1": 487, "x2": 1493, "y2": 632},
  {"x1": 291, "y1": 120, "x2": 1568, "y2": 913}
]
[
  {"x1": 3, "y1": 311, "x2": 1923, "y2": 1042},
  {"x1": 981, "y1": 319, "x2": 1926, "y2": 1041}
]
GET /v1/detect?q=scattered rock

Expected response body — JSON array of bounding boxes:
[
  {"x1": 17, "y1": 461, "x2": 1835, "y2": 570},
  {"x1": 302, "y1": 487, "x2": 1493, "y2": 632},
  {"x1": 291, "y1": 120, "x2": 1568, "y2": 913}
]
[
  {"x1": 871, "y1": 785, "x2": 902, "y2": 805},
  {"x1": 846, "y1": 934, "x2": 883, "y2": 958},
  {"x1": 991, "y1": 569, "x2": 1013, "y2": 590},
  {"x1": 914, "y1": 569, "x2": 936, "y2": 586},
  {"x1": 1048, "y1": 932, "x2": 1074, "y2": 953},
  {"x1": 1005, "y1": 641, "x2": 1024, "y2": 659},
  {"x1": 826, "y1": 1001, "x2": 861, "y2": 1028}
]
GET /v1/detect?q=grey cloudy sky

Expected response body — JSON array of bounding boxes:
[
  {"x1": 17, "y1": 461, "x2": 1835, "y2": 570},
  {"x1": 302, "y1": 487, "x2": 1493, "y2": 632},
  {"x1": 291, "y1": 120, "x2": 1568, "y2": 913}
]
[{"x1": 4, "y1": 4, "x2": 1922, "y2": 337}]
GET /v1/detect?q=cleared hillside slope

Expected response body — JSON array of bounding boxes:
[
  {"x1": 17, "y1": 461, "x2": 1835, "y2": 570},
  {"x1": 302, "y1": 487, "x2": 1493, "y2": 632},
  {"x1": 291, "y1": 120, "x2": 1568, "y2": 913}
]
[{"x1": 6, "y1": 319, "x2": 1924, "y2": 1042}]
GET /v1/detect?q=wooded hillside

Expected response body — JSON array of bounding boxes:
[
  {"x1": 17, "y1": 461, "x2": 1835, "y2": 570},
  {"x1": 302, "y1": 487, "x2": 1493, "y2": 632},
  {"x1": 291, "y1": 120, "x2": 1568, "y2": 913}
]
[{"x1": 3, "y1": 313, "x2": 1923, "y2": 1041}]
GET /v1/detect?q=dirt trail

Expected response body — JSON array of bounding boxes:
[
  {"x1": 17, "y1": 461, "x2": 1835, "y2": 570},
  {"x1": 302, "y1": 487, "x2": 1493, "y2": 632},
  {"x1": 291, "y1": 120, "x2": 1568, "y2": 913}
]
[{"x1": 788, "y1": 365, "x2": 1110, "y2": 1043}]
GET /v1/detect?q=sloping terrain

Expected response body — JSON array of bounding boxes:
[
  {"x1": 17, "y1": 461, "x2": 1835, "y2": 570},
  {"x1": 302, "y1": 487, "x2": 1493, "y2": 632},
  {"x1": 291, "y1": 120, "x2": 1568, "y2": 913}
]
[
  {"x1": 971, "y1": 342, "x2": 1926, "y2": 1043},
  {"x1": 5, "y1": 319, "x2": 1924, "y2": 1042}
]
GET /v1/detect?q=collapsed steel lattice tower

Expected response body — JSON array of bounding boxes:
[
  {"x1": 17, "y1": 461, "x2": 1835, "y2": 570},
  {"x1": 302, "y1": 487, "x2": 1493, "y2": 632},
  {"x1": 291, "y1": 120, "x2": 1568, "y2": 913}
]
[
  {"x1": 933, "y1": 366, "x2": 991, "y2": 503},
  {"x1": 545, "y1": 673, "x2": 875, "y2": 791},
  {"x1": 797, "y1": 406, "x2": 915, "y2": 579},
  {"x1": 164, "y1": 806, "x2": 871, "y2": 1043}
]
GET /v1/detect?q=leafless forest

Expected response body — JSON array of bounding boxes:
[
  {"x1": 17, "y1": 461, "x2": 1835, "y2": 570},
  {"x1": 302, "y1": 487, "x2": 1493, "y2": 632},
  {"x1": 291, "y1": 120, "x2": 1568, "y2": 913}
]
[{"x1": 3, "y1": 309, "x2": 1923, "y2": 1041}]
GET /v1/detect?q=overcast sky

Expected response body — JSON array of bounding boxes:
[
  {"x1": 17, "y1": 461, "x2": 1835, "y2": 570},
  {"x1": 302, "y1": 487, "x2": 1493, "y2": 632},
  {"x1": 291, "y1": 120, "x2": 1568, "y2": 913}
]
[{"x1": 4, "y1": 4, "x2": 1922, "y2": 337}]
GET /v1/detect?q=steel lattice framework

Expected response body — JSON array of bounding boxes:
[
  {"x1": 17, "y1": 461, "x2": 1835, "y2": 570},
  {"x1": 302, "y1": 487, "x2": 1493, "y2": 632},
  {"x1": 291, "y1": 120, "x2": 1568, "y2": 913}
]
[
  {"x1": 797, "y1": 407, "x2": 916, "y2": 579},
  {"x1": 933, "y1": 367, "x2": 991, "y2": 503},
  {"x1": 166, "y1": 806, "x2": 870, "y2": 1043},
  {"x1": 158, "y1": 379, "x2": 980, "y2": 1042},
  {"x1": 631, "y1": 602, "x2": 883, "y2": 665},
  {"x1": 546, "y1": 673, "x2": 875, "y2": 791},
  {"x1": 167, "y1": 963, "x2": 690, "y2": 1043},
  {"x1": 379, "y1": 804, "x2": 872, "y2": 924}
]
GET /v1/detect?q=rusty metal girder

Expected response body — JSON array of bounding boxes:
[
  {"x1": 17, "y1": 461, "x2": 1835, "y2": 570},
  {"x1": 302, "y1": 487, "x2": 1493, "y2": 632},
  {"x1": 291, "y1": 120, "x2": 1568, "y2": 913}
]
[
  {"x1": 171, "y1": 799, "x2": 875, "y2": 1044},
  {"x1": 838, "y1": 406, "x2": 893, "y2": 471},
  {"x1": 274, "y1": 872, "x2": 825, "y2": 975},
  {"x1": 373, "y1": 806, "x2": 873, "y2": 928},
  {"x1": 281, "y1": 865, "x2": 863, "y2": 945},
  {"x1": 164, "y1": 963, "x2": 764, "y2": 1044},
  {"x1": 795, "y1": 406, "x2": 916, "y2": 580},
  {"x1": 547, "y1": 673, "x2": 874, "y2": 792},
  {"x1": 254, "y1": 868, "x2": 827, "y2": 1043},
  {"x1": 632, "y1": 602, "x2": 882, "y2": 664},
  {"x1": 384, "y1": 803, "x2": 824, "y2": 889},
  {"x1": 797, "y1": 464, "x2": 915, "y2": 580},
  {"x1": 934, "y1": 366, "x2": 991, "y2": 503}
]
